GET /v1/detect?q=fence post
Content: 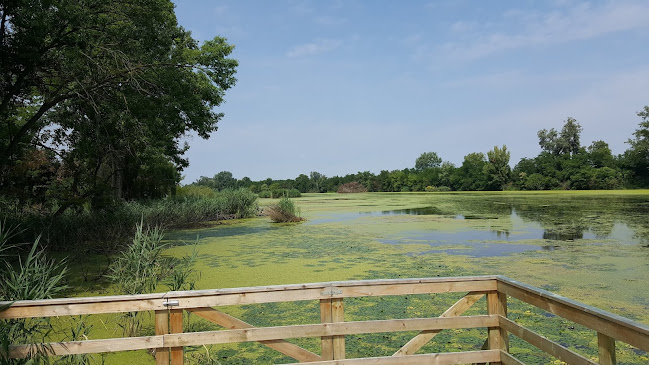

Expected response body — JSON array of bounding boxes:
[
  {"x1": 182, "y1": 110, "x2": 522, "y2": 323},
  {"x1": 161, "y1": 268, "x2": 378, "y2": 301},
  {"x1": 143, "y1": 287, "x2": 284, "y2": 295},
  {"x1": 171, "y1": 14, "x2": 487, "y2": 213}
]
[
  {"x1": 170, "y1": 309, "x2": 184, "y2": 365},
  {"x1": 332, "y1": 298, "x2": 345, "y2": 359},
  {"x1": 487, "y1": 291, "x2": 508, "y2": 364},
  {"x1": 320, "y1": 297, "x2": 345, "y2": 360},
  {"x1": 155, "y1": 310, "x2": 170, "y2": 365},
  {"x1": 320, "y1": 299, "x2": 334, "y2": 360},
  {"x1": 598, "y1": 332, "x2": 616, "y2": 365}
]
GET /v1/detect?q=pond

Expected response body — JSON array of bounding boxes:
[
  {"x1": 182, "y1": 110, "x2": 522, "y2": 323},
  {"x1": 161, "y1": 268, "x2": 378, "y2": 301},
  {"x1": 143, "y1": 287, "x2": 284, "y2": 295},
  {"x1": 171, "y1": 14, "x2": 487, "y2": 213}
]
[
  {"x1": 77, "y1": 191, "x2": 649, "y2": 364},
  {"x1": 162, "y1": 192, "x2": 649, "y2": 363}
]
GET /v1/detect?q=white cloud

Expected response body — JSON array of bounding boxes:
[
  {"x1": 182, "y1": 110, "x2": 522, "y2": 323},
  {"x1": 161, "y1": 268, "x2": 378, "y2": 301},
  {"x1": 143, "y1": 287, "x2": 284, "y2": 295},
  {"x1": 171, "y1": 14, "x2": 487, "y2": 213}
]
[
  {"x1": 286, "y1": 39, "x2": 343, "y2": 58},
  {"x1": 445, "y1": 1, "x2": 649, "y2": 60}
]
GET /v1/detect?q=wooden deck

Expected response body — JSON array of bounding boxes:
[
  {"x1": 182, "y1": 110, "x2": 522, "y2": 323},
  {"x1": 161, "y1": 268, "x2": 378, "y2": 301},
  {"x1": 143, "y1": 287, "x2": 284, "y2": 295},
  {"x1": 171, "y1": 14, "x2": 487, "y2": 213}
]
[{"x1": 1, "y1": 275, "x2": 648, "y2": 364}]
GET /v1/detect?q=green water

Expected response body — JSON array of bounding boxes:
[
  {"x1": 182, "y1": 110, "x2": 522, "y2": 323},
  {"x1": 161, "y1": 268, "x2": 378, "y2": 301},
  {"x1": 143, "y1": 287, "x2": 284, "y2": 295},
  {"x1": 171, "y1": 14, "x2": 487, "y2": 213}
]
[{"x1": 72, "y1": 191, "x2": 649, "y2": 363}]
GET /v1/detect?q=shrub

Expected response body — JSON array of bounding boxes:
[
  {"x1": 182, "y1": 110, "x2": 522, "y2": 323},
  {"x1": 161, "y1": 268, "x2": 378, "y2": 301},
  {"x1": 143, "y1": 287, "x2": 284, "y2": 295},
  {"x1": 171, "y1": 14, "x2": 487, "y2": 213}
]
[
  {"x1": 270, "y1": 188, "x2": 301, "y2": 198},
  {"x1": 1, "y1": 223, "x2": 69, "y2": 363},
  {"x1": 266, "y1": 197, "x2": 304, "y2": 223},
  {"x1": 220, "y1": 188, "x2": 259, "y2": 218},
  {"x1": 424, "y1": 185, "x2": 451, "y2": 192},
  {"x1": 258, "y1": 190, "x2": 271, "y2": 198},
  {"x1": 176, "y1": 185, "x2": 217, "y2": 198},
  {"x1": 337, "y1": 182, "x2": 367, "y2": 193}
]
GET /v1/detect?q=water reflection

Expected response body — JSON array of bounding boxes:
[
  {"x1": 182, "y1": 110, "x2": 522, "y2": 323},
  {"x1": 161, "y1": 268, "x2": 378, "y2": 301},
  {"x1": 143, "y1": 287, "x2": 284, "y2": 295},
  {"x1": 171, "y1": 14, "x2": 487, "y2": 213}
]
[{"x1": 308, "y1": 197, "x2": 647, "y2": 257}]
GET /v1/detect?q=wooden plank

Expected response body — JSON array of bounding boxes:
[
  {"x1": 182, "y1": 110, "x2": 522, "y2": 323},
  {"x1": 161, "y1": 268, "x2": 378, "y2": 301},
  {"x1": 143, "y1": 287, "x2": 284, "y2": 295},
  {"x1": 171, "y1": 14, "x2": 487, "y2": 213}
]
[
  {"x1": 497, "y1": 279, "x2": 649, "y2": 351},
  {"x1": 332, "y1": 298, "x2": 345, "y2": 360},
  {"x1": 155, "y1": 310, "x2": 170, "y2": 365},
  {"x1": 0, "y1": 299, "x2": 167, "y2": 319},
  {"x1": 284, "y1": 349, "x2": 501, "y2": 365},
  {"x1": 597, "y1": 332, "x2": 616, "y2": 365},
  {"x1": 163, "y1": 315, "x2": 497, "y2": 347},
  {"x1": 487, "y1": 291, "x2": 509, "y2": 363},
  {"x1": 169, "y1": 309, "x2": 183, "y2": 365},
  {"x1": 10, "y1": 336, "x2": 163, "y2": 358},
  {"x1": 321, "y1": 299, "x2": 334, "y2": 360},
  {"x1": 171, "y1": 281, "x2": 498, "y2": 311},
  {"x1": 499, "y1": 316, "x2": 597, "y2": 365},
  {"x1": 0, "y1": 277, "x2": 498, "y2": 319},
  {"x1": 187, "y1": 307, "x2": 321, "y2": 362},
  {"x1": 393, "y1": 291, "x2": 486, "y2": 356},
  {"x1": 499, "y1": 351, "x2": 525, "y2": 365}
]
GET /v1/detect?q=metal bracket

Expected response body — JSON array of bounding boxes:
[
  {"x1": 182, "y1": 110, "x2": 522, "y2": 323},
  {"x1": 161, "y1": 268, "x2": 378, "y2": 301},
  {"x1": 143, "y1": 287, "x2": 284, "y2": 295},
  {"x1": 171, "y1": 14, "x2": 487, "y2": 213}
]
[
  {"x1": 321, "y1": 289, "x2": 343, "y2": 296},
  {"x1": 163, "y1": 300, "x2": 179, "y2": 307}
]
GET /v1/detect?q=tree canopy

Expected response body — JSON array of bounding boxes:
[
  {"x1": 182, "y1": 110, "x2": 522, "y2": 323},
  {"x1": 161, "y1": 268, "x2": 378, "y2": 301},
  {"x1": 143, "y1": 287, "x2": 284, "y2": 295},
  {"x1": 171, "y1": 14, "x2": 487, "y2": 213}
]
[
  {"x1": 415, "y1": 152, "x2": 442, "y2": 171},
  {"x1": 1, "y1": 0, "x2": 238, "y2": 208}
]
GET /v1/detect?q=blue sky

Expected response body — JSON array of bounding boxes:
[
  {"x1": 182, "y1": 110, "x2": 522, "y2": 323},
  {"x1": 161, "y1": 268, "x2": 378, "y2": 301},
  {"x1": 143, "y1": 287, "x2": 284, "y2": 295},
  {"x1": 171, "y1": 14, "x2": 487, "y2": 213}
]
[{"x1": 173, "y1": 0, "x2": 649, "y2": 182}]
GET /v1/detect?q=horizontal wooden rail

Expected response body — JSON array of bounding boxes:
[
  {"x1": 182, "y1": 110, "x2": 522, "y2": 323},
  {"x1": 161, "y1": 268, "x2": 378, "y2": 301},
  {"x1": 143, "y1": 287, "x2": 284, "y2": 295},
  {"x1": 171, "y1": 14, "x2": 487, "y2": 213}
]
[
  {"x1": 496, "y1": 276, "x2": 649, "y2": 352},
  {"x1": 9, "y1": 315, "x2": 496, "y2": 358},
  {"x1": 284, "y1": 350, "x2": 502, "y2": 365},
  {"x1": 0, "y1": 276, "x2": 498, "y2": 319},
  {"x1": 4, "y1": 276, "x2": 649, "y2": 364}
]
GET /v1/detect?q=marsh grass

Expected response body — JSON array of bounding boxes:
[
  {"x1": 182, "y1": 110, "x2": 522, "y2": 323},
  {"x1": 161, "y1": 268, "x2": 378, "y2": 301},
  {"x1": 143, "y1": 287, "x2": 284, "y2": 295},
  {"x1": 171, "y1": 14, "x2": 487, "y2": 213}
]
[
  {"x1": 0, "y1": 223, "x2": 68, "y2": 364},
  {"x1": 107, "y1": 222, "x2": 202, "y2": 337},
  {"x1": 1, "y1": 189, "x2": 259, "y2": 254},
  {"x1": 266, "y1": 197, "x2": 304, "y2": 223}
]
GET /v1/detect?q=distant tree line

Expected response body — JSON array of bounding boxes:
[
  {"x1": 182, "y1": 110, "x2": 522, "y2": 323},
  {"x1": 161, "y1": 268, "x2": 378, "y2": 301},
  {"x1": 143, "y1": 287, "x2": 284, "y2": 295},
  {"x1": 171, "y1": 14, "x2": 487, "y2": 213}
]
[{"x1": 194, "y1": 108, "x2": 649, "y2": 193}]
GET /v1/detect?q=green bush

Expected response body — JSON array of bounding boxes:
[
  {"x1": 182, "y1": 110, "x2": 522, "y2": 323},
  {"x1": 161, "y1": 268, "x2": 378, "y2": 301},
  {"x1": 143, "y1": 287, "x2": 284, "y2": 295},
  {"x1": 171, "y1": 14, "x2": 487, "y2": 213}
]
[
  {"x1": 267, "y1": 197, "x2": 304, "y2": 223},
  {"x1": 176, "y1": 185, "x2": 217, "y2": 198},
  {"x1": 270, "y1": 188, "x2": 301, "y2": 198},
  {"x1": 258, "y1": 190, "x2": 272, "y2": 198},
  {"x1": 424, "y1": 185, "x2": 451, "y2": 192}
]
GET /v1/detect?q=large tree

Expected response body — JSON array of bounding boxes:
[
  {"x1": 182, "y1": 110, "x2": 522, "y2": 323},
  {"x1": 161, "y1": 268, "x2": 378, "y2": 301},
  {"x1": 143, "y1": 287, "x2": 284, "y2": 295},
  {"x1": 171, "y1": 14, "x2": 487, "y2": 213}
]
[
  {"x1": 622, "y1": 106, "x2": 649, "y2": 186},
  {"x1": 537, "y1": 117, "x2": 582, "y2": 156},
  {"x1": 484, "y1": 145, "x2": 511, "y2": 190},
  {"x1": 1, "y1": 0, "x2": 237, "y2": 206},
  {"x1": 414, "y1": 152, "x2": 442, "y2": 171}
]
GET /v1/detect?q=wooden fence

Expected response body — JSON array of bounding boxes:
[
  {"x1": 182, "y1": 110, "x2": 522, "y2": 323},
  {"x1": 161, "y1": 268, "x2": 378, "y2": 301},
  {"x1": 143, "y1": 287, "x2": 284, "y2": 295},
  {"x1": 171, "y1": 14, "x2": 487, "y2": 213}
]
[{"x1": 1, "y1": 275, "x2": 649, "y2": 364}]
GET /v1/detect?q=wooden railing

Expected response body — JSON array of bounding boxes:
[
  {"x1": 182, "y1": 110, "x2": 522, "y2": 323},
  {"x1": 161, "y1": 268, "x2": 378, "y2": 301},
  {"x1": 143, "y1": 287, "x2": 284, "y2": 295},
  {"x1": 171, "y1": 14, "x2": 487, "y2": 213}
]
[{"x1": 2, "y1": 275, "x2": 649, "y2": 364}]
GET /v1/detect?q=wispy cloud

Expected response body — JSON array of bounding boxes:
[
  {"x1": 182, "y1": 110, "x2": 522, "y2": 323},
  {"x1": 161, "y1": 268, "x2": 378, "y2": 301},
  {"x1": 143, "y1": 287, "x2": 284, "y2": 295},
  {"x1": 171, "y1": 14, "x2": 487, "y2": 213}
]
[
  {"x1": 444, "y1": 1, "x2": 649, "y2": 60},
  {"x1": 314, "y1": 15, "x2": 347, "y2": 26},
  {"x1": 286, "y1": 39, "x2": 342, "y2": 58}
]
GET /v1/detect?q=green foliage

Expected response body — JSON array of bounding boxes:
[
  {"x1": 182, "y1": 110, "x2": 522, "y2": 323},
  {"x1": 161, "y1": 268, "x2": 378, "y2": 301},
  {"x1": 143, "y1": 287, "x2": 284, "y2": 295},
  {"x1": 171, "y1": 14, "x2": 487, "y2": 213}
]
[
  {"x1": 309, "y1": 171, "x2": 325, "y2": 193},
  {"x1": 484, "y1": 145, "x2": 511, "y2": 190},
  {"x1": 106, "y1": 221, "x2": 203, "y2": 337},
  {"x1": 588, "y1": 141, "x2": 615, "y2": 168},
  {"x1": 107, "y1": 222, "x2": 166, "y2": 296},
  {"x1": 415, "y1": 152, "x2": 442, "y2": 171},
  {"x1": 622, "y1": 106, "x2": 649, "y2": 187},
  {"x1": 0, "y1": 223, "x2": 68, "y2": 364},
  {"x1": 270, "y1": 189, "x2": 301, "y2": 199},
  {"x1": 454, "y1": 153, "x2": 488, "y2": 191},
  {"x1": 162, "y1": 246, "x2": 201, "y2": 292},
  {"x1": 0, "y1": 190, "x2": 258, "y2": 252},
  {"x1": 258, "y1": 190, "x2": 272, "y2": 198},
  {"x1": 1, "y1": 0, "x2": 238, "y2": 212},
  {"x1": 176, "y1": 185, "x2": 217, "y2": 198},
  {"x1": 219, "y1": 189, "x2": 259, "y2": 218},
  {"x1": 267, "y1": 197, "x2": 303, "y2": 223},
  {"x1": 424, "y1": 185, "x2": 451, "y2": 192},
  {"x1": 537, "y1": 117, "x2": 583, "y2": 156}
]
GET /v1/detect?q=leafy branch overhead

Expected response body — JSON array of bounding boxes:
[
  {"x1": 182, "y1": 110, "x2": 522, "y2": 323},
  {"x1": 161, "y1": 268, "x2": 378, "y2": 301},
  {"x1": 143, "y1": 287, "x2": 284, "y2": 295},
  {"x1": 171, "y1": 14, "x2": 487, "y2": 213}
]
[{"x1": 0, "y1": 0, "x2": 238, "y2": 207}]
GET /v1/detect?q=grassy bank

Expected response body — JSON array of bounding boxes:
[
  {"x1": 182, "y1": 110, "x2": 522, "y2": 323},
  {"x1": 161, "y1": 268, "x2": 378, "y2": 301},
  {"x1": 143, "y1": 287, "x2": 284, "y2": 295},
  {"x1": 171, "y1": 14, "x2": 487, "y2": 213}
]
[{"x1": 0, "y1": 188, "x2": 259, "y2": 253}]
